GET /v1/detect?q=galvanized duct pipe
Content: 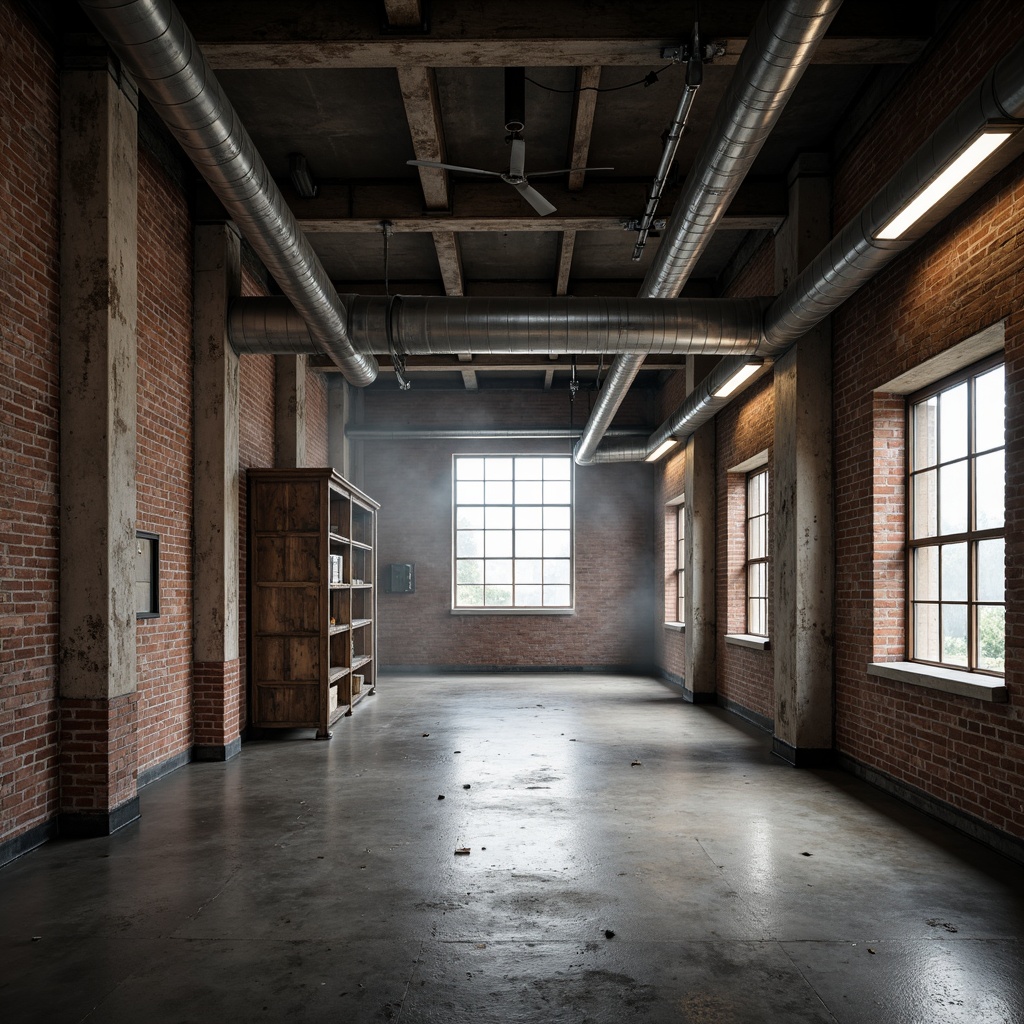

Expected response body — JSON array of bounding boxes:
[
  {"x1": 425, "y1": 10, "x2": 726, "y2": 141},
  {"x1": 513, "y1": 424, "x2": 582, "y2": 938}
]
[
  {"x1": 573, "y1": 0, "x2": 843, "y2": 466},
  {"x1": 78, "y1": 0, "x2": 378, "y2": 387},
  {"x1": 586, "y1": 34, "x2": 1024, "y2": 465},
  {"x1": 345, "y1": 428, "x2": 648, "y2": 441},
  {"x1": 760, "y1": 33, "x2": 1024, "y2": 352},
  {"x1": 228, "y1": 295, "x2": 766, "y2": 357}
]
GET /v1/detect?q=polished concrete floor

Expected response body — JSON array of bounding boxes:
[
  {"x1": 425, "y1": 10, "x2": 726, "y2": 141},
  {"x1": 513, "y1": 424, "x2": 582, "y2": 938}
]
[{"x1": 2, "y1": 673, "x2": 1023, "y2": 1023}]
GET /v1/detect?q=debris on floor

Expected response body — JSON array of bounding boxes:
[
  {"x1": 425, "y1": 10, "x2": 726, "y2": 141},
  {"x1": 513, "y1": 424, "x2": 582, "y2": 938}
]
[
  {"x1": 604, "y1": 929, "x2": 615, "y2": 939},
  {"x1": 455, "y1": 847, "x2": 471, "y2": 856},
  {"x1": 437, "y1": 795, "x2": 445, "y2": 800},
  {"x1": 463, "y1": 784, "x2": 471, "y2": 789},
  {"x1": 631, "y1": 760, "x2": 642, "y2": 766}
]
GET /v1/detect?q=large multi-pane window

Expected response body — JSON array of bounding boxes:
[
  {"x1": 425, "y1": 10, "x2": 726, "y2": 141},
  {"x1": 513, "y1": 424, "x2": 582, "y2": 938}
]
[
  {"x1": 746, "y1": 468, "x2": 769, "y2": 636},
  {"x1": 908, "y1": 358, "x2": 1005, "y2": 673},
  {"x1": 676, "y1": 501, "x2": 686, "y2": 624},
  {"x1": 454, "y1": 456, "x2": 573, "y2": 609}
]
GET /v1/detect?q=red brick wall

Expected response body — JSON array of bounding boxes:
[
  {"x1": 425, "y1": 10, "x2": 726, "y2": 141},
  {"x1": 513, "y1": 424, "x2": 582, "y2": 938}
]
[
  {"x1": 715, "y1": 375, "x2": 774, "y2": 722},
  {"x1": 833, "y1": 0, "x2": 1024, "y2": 839},
  {"x1": 834, "y1": 0, "x2": 1024, "y2": 228},
  {"x1": 237, "y1": 269, "x2": 276, "y2": 733},
  {"x1": 59, "y1": 694, "x2": 138, "y2": 816},
  {"x1": 135, "y1": 148, "x2": 194, "y2": 773},
  {"x1": 306, "y1": 369, "x2": 329, "y2": 466},
  {"x1": 362, "y1": 389, "x2": 656, "y2": 670},
  {"x1": 0, "y1": 4, "x2": 61, "y2": 849}
]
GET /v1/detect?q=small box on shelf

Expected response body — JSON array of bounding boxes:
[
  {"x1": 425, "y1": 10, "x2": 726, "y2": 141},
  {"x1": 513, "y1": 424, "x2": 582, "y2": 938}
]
[
  {"x1": 330, "y1": 554, "x2": 344, "y2": 584},
  {"x1": 353, "y1": 673, "x2": 363, "y2": 693}
]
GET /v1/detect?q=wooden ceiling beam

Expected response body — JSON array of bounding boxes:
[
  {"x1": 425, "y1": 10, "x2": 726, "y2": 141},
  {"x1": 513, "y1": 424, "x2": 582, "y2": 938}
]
[
  {"x1": 567, "y1": 66, "x2": 602, "y2": 192},
  {"x1": 312, "y1": 355, "x2": 687, "y2": 373},
  {"x1": 201, "y1": 35, "x2": 926, "y2": 71},
  {"x1": 555, "y1": 230, "x2": 576, "y2": 296},
  {"x1": 397, "y1": 66, "x2": 450, "y2": 210},
  {"x1": 289, "y1": 180, "x2": 786, "y2": 234}
]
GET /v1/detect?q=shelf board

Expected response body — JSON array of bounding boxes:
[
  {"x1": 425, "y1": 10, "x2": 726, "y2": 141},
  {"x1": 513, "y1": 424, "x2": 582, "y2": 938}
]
[
  {"x1": 351, "y1": 583, "x2": 373, "y2": 589},
  {"x1": 351, "y1": 618, "x2": 372, "y2": 629},
  {"x1": 328, "y1": 624, "x2": 350, "y2": 634},
  {"x1": 352, "y1": 654, "x2": 373, "y2": 671},
  {"x1": 329, "y1": 582, "x2": 350, "y2": 590},
  {"x1": 350, "y1": 539, "x2": 372, "y2": 551},
  {"x1": 329, "y1": 532, "x2": 350, "y2": 545},
  {"x1": 329, "y1": 666, "x2": 351, "y2": 683}
]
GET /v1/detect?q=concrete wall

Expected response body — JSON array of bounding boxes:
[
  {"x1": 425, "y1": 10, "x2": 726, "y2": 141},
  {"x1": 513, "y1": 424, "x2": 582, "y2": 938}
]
[{"x1": 361, "y1": 389, "x2": 657, "y2": 671}]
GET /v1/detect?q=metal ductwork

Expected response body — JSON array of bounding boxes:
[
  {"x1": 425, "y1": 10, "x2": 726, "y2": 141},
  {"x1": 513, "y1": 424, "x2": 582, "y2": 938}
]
[
  {"x1": 760, "y1": 34, "x2": 1024, "y2": 353},
  {"x1": 587, "y1": 33, "x2": 1024, "y2": 465},
  {"x1": 78, "y1": 0, "x2": 378, "y2": 387},
  {"x1": 573, "y1": 0, "x2": 843, "y2": 465},
  {"x1": 228, "y1": 295, "x2": 766, "y2": 357},
  {"x1": 344, "y1": 428, "x2": 648, "y2": 441}
]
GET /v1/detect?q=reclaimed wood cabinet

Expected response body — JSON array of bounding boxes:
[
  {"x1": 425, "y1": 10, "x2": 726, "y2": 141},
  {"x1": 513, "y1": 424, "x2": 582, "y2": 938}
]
[{"x1": 248, "y1": 468, "x2": 379, "y2": 738}]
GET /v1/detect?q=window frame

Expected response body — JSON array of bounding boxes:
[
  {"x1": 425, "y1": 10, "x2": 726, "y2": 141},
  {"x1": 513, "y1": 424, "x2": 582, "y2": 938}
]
[
  {"x1": 745, "y1": 467, "x2": 769, "y2": 637},
  {"x1": 906, "y1": 353, "x2": 1004, "y2": 676},
  {"x1": 676, "y1": 501, "x2": 685, "y2": 625},
  {"x1": 451, "y1": 454, "x2": 575, "y2": 613},
  {"x1": 135, "y1": 530, "x2": 160, "y2": 619}
]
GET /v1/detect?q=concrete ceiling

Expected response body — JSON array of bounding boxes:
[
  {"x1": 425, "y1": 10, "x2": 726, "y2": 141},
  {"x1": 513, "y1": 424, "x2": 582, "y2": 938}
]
[{"x1": 102, "y1": 0, "x2": 948, "y2": 388}]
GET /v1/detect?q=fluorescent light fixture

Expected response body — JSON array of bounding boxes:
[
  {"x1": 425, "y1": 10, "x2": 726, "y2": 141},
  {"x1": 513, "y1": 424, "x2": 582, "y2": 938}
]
[
  {"x1": 875, "y1": 128, "x2": 1015, "y2": 240},
  {"x1": 646, "y1": 437, "x2": 679, "y2": 462},
  {"x1": 712, "y1": 359, "x2": 763, "y2": 399}
]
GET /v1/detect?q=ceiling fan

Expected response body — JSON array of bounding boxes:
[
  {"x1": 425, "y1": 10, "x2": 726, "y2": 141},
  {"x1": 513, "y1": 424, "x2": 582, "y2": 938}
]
[{"x1": 406, "y1": 68, "x2": 613, "y2": 217}]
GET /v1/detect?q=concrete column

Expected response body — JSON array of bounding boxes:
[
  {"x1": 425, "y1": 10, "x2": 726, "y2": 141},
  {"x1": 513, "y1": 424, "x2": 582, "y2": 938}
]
[
  {"x1": 771, "y1": 156, "x2": 834, "y2": 765},
  {"x1": 275, "y1": 354, "x2": 307, "y2": 468},
  {"x1": 684, "y1": 354, "x2": 718, "y2": 701},
  {"x1": 327, "y1": 376, "x2": 351, "y2": 477},
  {"x1": 193, "y1": 223, "x2": 242, "y2": 761},
  {"x1": 58, "y1": 60, "x2": 140, "y2": 836}
]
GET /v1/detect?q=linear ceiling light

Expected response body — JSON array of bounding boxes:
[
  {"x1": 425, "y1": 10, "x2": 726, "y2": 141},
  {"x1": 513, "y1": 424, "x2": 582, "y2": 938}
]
[
  {"x1": 875, "y1": 127, "x2": 1018, "y2": 240},
  {"x1": 712, "y1": 359, "x2": 763, "y2": 399},
  {"x1": 646, "y1": 437, "x2": 679, "y2": 463}
]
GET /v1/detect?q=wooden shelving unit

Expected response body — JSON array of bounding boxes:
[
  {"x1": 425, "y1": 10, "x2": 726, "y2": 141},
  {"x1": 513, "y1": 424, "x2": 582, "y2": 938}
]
[{"x1": 248, "y1": 468, "x2": 379, "y2": 739}]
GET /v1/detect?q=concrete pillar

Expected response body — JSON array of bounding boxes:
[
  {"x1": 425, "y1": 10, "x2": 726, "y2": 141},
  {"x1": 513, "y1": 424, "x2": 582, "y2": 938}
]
[
  {"x1": 327, "y1": 376, "x2": 351, "y2": 477},
  {"x1": 192, "y1": 223, "x2": 242, "y2": 761},
  {"x1": 275, "y1": 354, "x2": 307, "y2": 468},
  {"x1": 58, "y1": 60, "x2": 140, "y2": 836},
  {"x1": 684, "y1": 355, "x2": 718, "y2": 701},
  {"x1": 771, "y1": 156, "x2": 834, "y2": 765}
]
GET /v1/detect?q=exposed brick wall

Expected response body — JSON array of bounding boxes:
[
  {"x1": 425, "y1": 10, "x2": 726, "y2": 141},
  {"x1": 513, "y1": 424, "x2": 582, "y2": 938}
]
[
  {"x1": 0, "y1": 4, "x2": 61, "y2": 848},
  {"x1": 362, "y1": 389, "x2": 656, "y2": 670},
  {"x1": 833, "y1": 31, "x2": 1024, "y2": 838},
  {"x1": 237, "y1": 269, "x2": 275, "y2": 733},
  {"x1": 834, "y1": 0, "x2": 1024, "y2": 228},
  {"x1": 306, "y1": 369, "x2": 329, "y2": 466},
  {"x1": 59, "y1": 693, "x2": 139, "y2": 816},
  {"x1": 655, "y1": 410, "x2": 686, "y2": 680},
  {"x1": 193, "y1": 660, "x2": 241, "y2": 748},
  {"x1": 135, "y1": 147, "x2": 194, "y2": 774},
  {"x1": 715, "y1": 374, "x2": 774, "y2": 723}
]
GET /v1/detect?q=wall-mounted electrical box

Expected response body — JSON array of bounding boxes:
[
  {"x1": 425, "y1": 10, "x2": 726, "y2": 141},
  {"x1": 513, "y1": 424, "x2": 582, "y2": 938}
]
[{"x1": 386, "y1": 563, "x2": 415, "y2": 594}]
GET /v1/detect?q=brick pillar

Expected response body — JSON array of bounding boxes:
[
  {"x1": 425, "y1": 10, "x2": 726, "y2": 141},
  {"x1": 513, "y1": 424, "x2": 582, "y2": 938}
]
[
  {"x1": 58, "y1": 59, "x2": 140, "y2": 835},
  {"x1": 275, "y1": 354, "x2": 307, "y2": 468},
  {"x1": 193, "y1": 223, "x2": 242, "y2": 760},
  {"x1": 772, "y1": 156, "x2": 834, "y2": 765}
]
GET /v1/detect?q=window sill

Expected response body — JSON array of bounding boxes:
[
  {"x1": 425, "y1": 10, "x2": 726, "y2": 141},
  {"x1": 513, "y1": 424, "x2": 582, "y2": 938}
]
[
  {"x1": 725, "y1": 633, "x2": 770, "y2": 651},
  {"x1": 664, "y1": 622, "x2": 685, "y2": 632},
  {"x1": 867, "y1": 662, "x2": 1008, "y2": 703},
  {"x1": 451, "y1": 608, "x2": 575, "y2": 616}
]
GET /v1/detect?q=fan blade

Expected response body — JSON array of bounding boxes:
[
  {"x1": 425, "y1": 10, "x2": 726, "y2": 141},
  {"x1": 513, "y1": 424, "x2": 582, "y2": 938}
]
[
  {"x1": 407, "y1": 159, "x2": 502, "y2": 177},
  {"x1": 529, "y1": 166, "x2": 615, "y2": 178},
  {"x1": 509, "y1": 138, "x2": 526, "y2": 179},
  {"x1": 512, "y1": 181, "x2": 556, "y2": 216}
]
